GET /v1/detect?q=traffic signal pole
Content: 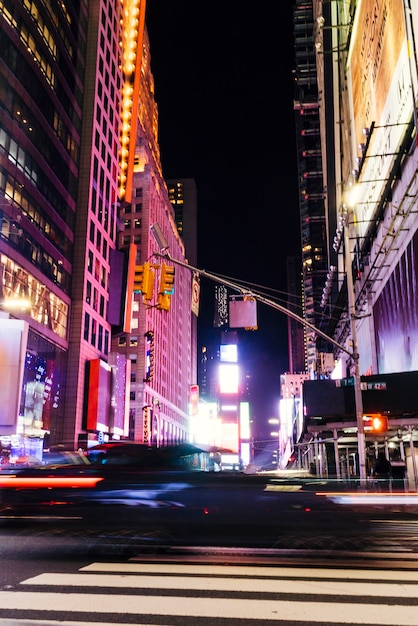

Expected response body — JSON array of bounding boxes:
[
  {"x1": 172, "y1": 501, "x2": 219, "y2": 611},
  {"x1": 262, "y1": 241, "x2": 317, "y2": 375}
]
[
  {"x1": 158, "y1": 247, "x2": 368, "y2": 483},
  {"x1": 343, "y1": 210, "x2": 367, "y2": 484}
]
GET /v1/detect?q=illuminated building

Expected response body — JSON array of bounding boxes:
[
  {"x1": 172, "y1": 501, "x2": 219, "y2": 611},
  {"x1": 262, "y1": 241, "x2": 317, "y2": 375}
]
[
  {"x1": 0, "y1": 0, "x2": 194, "y2": 458},
  {"x1": 0, "y1": 0, "x2": 92, "y2": 457},
  {"x1": 289, "y1": 0, "x2": 418, "y2": 479},
  {"x1": 112, "y1": 31, "x2": 196, "y2": 446},
  {"x1": 293, "y1": 0, "x2": 330, "y2": 377}
]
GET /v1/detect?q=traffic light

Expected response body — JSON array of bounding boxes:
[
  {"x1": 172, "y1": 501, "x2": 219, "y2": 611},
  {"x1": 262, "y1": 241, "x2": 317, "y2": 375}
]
[
  {"x1": 157, "y1": 263, "x2": 175, "y2": 311},
  {"x1": 133, "y1": 262, "x2": 154, "y2": 301},
  {"x1": 364, "y1": 414, "x2": 388, "y2": 434},
  {"x1": 159, "y1": 263, "x2": 175, "y2": 294}
]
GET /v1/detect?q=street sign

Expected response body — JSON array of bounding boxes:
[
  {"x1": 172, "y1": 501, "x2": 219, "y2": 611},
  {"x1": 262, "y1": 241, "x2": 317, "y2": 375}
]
[
  {"x1": 361, "y1": 381, "x2": 387, "y2": 390},
  {"x1": 335, "y1": 377, "x2": 354, "y2": 387},
  {"x1": 335, "y1": 378, "x2": 387, "y2": 390}
]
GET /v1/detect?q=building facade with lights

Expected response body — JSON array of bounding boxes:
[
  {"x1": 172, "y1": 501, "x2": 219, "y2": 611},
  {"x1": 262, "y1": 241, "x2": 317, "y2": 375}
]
[
  {"x1": 0, "y1": 0, "x2": 195, "y2": 461},
  {"x1": 0, "y1": 0, "x2": 92, "y2": 458},
  {"x1": 111, "y1": 30, "x2": 196, "y2": 446},
  {"x1": 288, "y1": 0, "x2": 418, "y2": 481}
]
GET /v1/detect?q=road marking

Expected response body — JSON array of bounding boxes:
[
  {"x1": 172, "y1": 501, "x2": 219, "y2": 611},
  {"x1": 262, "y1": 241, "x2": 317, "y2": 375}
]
[
  {"x1": 21, "y1": 571, "x2": 418, "y2": 598},
  {"x1": 81, "y1": 561, "x2": 418, "y2": 581},
  {"x1": 0, "y1": 590, "x2": 416, "y2": 624}
]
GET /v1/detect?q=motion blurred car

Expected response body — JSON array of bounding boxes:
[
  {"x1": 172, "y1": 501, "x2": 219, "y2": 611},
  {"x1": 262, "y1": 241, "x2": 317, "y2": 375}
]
[{"x1": 1, "y1": 442, "x2": 417, "y2": 550}]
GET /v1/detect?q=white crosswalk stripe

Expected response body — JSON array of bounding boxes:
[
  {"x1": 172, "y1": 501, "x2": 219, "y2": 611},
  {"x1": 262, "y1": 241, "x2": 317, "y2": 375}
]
[{"x1": 1, "y1": 561, "x2": 418, "y2": 625}]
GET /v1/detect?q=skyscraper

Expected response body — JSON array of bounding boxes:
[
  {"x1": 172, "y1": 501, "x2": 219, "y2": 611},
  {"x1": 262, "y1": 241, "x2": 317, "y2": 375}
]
[{"x1": 0, "y1": 0, "x2": 194, "y2": 459}]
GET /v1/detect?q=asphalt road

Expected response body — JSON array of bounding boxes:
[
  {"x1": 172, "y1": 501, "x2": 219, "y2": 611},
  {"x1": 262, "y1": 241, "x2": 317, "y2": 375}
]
[{"x1": 1, "y1": 531, "x2": 418, "y2": 624}]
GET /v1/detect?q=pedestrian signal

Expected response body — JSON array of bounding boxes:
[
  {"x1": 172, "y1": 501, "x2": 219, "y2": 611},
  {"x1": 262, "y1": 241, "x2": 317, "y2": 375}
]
[{"x1": 364, "y1": 414, "x2": 388, "y2": 433}]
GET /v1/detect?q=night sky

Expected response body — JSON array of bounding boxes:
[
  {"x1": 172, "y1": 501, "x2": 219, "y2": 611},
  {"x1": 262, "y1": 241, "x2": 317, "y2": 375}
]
[{"x1": 145, "y1": 2, "x2": 300, "y2": 438}]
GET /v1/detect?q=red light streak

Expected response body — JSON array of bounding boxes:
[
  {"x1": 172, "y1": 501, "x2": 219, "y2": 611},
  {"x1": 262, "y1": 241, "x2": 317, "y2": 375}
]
[{"x1": 0, "y1": 476, "x2": 104, "y2": 489}]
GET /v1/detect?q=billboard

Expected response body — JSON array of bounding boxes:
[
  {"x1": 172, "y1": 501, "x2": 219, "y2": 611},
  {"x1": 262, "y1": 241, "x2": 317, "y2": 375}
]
[
  {"x1": 219, "y1": 363, "x2": 239, "y2": 394},
  {"x1": 219, "y1": 343, "x2": 238, "y2": 363},
  {"x1": 85, "y1": 359, "x2": 112, "y2": 432},
  {"x1": 0, "y1": 318, "x2": 28, "y2": 434},
  {"x1": 374, "y1": 232, "x2": 418, "y2": 373},
  {"x1": 347, "y1": 0, "x2": 416, "y2": 238}
]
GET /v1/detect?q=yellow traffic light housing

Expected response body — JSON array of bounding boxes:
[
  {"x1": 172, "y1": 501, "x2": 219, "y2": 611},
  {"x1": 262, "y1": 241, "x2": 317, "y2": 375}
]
[
  {"x1": 159, "y1": 263, "x2": 175, "y2": 294},
  {"x1": 364, "y1": 414, "x2": 388, "y2": 434},
  {"x1": 157, "y1": 293, "x2": 171, "y2": 311},
  {"x1": 157, "y1": 263, "x2": 175, "y2": 311},
  {"x1": 133, "y1": 262, "x2": 154, "y2": 301}
]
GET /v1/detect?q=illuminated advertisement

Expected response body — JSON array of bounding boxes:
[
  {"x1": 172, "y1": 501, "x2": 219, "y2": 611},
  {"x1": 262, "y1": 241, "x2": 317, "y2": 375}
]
[
  {"x1": 0, "y1": 319, "x2": 28, "y2": 433},
  {"x1": 189, "y1": 384, "x2": 199, "y2": 416},
  {"x1": 220, "y1": 421, "x2": 239, "y2": 454},
  {"x1": 347, "y1": 0, "x2": 416, "y2": 238},
  {"x1": 218, "y1": 363, "x2": 239, "y2": 394},
  {"x1": 108, "y1": 352, "x2": 130, "y2": 437},
  {"x1": 142, "y1": 405, "x2": 151, "y2": 444},
  {"x1": 85, "y1": 359, "x2": 111, "y2": 432},
  {"x1": 219, "y1": 343, "x2": 238, "y2": 363},
  {"x1": 374, "y1": 232, "x2": 418, "y2": 373},
  {"x1": 144, "y1": 331, "x2": 154, "y2": 382},
  {"x1": 239, "y1": 401, "x2": 250, "y2": 440},
  {"x1": 18, "y1": 329, "x2": 65, "y2": 440}
]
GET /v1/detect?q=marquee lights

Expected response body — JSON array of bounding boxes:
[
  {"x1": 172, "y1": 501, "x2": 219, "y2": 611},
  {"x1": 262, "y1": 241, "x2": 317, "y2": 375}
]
[{"x1": 118, "y1": 0, "x2": 144, "y2": 200}]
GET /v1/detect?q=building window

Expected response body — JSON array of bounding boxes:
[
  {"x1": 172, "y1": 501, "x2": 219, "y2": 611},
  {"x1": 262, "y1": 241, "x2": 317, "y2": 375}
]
[
  {"x1": 84, "y1": 312, "x2": 90, "y2": 341},
  {"x1": 86, "y1": 280, "x2": 91, "y2": 304},
  {"x1": 91, "y1": 318, "x2": 97, "y2": 346},
  {"x1": 98, "y1": 325, "x2": 103, "y2": 352}
]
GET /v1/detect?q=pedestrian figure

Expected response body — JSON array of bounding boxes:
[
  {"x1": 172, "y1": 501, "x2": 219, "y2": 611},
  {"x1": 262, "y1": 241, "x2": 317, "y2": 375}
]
[
  {"x1": 372, "y1": 451, "x2": 391, "y2": 490},
  {"x1": 390, "y1": 449, "x2": 406, "y2": 491}
]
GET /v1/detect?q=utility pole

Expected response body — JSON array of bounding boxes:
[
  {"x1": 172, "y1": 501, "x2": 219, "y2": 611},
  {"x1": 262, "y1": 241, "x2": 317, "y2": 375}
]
[{"x1": 344, "y1": 210, "x2": 367, "y2": 483}]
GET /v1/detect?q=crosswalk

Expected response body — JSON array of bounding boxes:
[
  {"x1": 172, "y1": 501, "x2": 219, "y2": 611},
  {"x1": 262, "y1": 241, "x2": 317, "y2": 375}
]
[{"x1": 1, "y1": 559, "x2": 418, "y2": 625}]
